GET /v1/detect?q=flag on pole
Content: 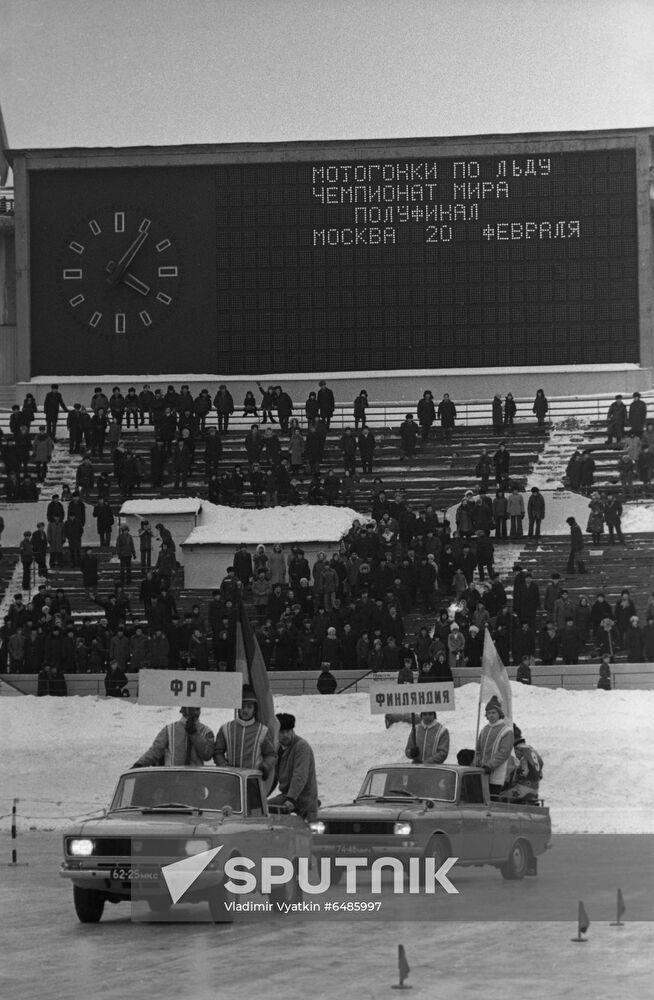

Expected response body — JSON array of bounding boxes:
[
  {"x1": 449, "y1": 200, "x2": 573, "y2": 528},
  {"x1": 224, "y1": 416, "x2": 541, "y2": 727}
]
[
  {"x1": 234, "y1": 597, "x2": 278, "y2": 752},
  {"x1": 0, "y1": 102, "x2": 10, "y2": 186},
  {"x1": 398, "y1": 945, "x2": 410, "y2": 985},
  {"x1": 480, "y1": 629, "x2": 513, "y2": 725},
  {"x1": 578, "y1": 900, "x2": 590, "y2": 935}
]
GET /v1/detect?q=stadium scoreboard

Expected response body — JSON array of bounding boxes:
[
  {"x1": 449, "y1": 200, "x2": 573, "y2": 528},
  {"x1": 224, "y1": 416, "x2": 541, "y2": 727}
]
[{"x1": 19, "y1": 134, "x2": 644, "y2": 376}]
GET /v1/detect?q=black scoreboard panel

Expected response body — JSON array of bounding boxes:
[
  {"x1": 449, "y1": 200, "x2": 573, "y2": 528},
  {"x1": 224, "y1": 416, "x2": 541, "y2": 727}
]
[{"x1": 29, "y1": 147, "x2": 639, "y2": 375}]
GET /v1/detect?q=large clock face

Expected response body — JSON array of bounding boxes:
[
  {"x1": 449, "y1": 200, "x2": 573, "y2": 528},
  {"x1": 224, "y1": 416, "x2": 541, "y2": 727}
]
[{"x1": 58, "y1": 206, "x2": 181, "y2": 335}]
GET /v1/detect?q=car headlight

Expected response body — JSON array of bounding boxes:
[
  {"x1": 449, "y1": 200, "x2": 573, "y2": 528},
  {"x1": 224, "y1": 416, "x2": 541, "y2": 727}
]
[
  {"x1": 184, "y1": 839, "x2": 212, "y2": 856},
  {"x1": 309, "y1": 821, "x2": 326, "y2": 835},
  {"x1": 69, "y1": 838, "x2": 95, "y2": 857},
  {"x1": 393, "y1": 822, "x2": 413, "y2": 836}
]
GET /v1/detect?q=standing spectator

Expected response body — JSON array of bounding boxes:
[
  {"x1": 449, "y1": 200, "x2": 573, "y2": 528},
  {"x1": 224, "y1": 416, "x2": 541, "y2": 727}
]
[
  {"x1": 474, "y1": 530, "x2": 494, "y2": 583},
  {"x1": 586, "y1": 492, "x2": 605, "y2": 545},
  {"x1": 353, "y1": 389, "x2": 368, "y2": 430},
  {"x1": 532, "y1": 388, "x2": 548, "y2": 428},
  {"x1": 172, "y1": 438, "x2": 192, "y2": 491},
  {"x1": 504, "y1": 393, "x2": 517, "y2": 432},
  {"x1": 575, "y1": 596, "x2": 592, "y2": 646},
  {"x1": 90, "y1": 407, "x2": 108, "y2": 457},
  {"x1": 614, "y1": 589, "x2": 637, "y2": 647},
  {"x1": 93, "y1": 498, "x2": 114, "y2": 548},
  {"x1": 606, "y1": 394, "x2": 627, "y2": 445},
  {"x1": 276, "y1": 387, "x2": 294, "y2": 433},
  {"x1": 288, "y1": 427, "x2": 305, "y2": 474},
  {"x1": 527, "y1": 487, "x2": 545, "y2": 539},
  {"x1": 317, "y1": 381, "x2": 335, "y2": 427},
  {"x1": 124, "y1": 387, "x2": 140, "y2": 429},
  {"x1": 579, "y1": 450, "x2": 595, "y2": 496},
  {"x1": 491, "y1": 394, "x2": 504, "y2": 435},
  {"x1": 603, "y1": 495, "x2": 625, "y2": 545},
  {"x1": 256, "y1": 382, "x2": 276, "y2": 424},
  {"x1": 417, "y1": 391, "x2": 436, "y2": 442},
  {"x1": 204, "y1": 427, "x2": 223, "y2": 478},
  {"x1": 507, "y1": 486, "x2": 525, "y2": 538},
  {"x1": 566, "y1": 449, "x2": 583, "y2": 492},
  {"x1": 492, "y1": 489, "x2": 508, "y2": 540},
  {"x1": 565, "y1": 516, "x2": 586, "y2": 574},
  {"x1": 340, "y1": 427, "x2": 357, "y2": 474},
  {"x1": 47, "y1": 516, "x2": 65, "y2": 568},
  {"x1": 437, "y1": 393, "x2": 456, "y2": 444},
  {"x1": 493, "y1": 443, "x2": 510, "y2": 489},
  {"x1": 358, "y1": 425, "x2": 376, "y2": 475},
  {"x1": 80, "y1": 547, "x2": 99, "y2": 598},
  {"x1": 139, "y1": 520, "x2": 153, "y2": 572},
  {"x1": 21, "y1": 392, "x2": 38, "y2": 427},
  {"x1": 19, "y1": 531, "x2": 33, "y2": 591},
  {"x1": 400, "y1": 413, "x2": 419, "y2": 457},
  {"x1": 43, "y1": 383, "x2": 68, "y2": 441},
  {"x1": 559, "y1": 617, "x2": 582, "y2": 665},
  {"x1": 116, "y1": 525, "x2": 136, "y2": 585},
  {"x1": 64, "y1": 513, "x2": 83, "y2": 567},
  {"x1": 138, "y1": 384, "x2": 154, "y2": 426},
  {"x1": 31, "y1": 522, "x2": 49, "y2": 579},
  {"x1": 233, "y1": 543, "x2": 253, "y2": 590},
  {"x1": 475, "y1": 448, "x2": 492, "y2": 494},
  {"x1": 109, "y1": 387, "x2": 126, "y2": 427},
  {"x1": 629, "y1": 391, "x2": 647, "y2": 437},
  {"x1": 597, "y1": 658, "x2": 612, "y2": 690},
  {"x1": 32, "y1": 426, "x2": 54, "y2": 481},
  {"x1": 213, "y1": 384, "x2": 235, "y2": 433},
  {"x1": 539, "y1": 621, "x2": 559, "y2": 665}
]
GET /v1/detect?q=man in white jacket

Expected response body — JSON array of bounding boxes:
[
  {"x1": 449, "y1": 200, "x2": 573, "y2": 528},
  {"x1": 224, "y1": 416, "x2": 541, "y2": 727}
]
[{"x1": 475, "y1": 696, "x2": 514, "y2": 796}]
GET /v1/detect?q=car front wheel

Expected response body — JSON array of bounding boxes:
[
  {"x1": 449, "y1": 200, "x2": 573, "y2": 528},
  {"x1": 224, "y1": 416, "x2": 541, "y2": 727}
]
[
  {"x1": 73, "y1": 885, "x2": 105, "y2": 923},
  {"x1": 424, "y1": 834, "x2": 449, "y2": 870},
  {"x1": 500, "y1": 839, "x2": 530, "y2": 880}
]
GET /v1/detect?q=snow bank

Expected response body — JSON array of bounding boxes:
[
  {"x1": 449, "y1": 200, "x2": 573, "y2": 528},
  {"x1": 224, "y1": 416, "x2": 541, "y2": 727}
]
[
  {"x1": 120, "y1": 498, "x2": 203, "y2": 516},
  {"x1": 2, "y1": 682, "x2": 651, "y2": 834}
]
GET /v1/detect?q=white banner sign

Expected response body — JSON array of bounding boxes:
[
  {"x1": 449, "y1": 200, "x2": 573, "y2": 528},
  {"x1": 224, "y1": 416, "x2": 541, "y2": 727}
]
[
  {"x1": 138, "y1": 669, "x2": 243, "y2": 708},
  {"x1": 369, "y1": 681, "x2": 455, "y2": 715}
]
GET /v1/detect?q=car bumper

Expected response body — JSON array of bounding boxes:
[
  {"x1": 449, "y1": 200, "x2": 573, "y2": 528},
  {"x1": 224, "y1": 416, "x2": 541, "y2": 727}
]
[
  {"x1": 313, "y1": 837, "x2": 424, "y2": 861},
  {"x1": 60, "y1": 863, "x2": 225, "y2": 896}
]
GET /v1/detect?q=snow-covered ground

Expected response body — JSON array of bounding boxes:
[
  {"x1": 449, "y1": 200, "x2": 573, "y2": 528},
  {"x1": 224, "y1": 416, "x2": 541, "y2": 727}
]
[
  {"x1": 184, "y1": 502, "x2": 369, "y2": 544},
  {"x1": 2, "y1": 682, "x2": 651, "y2": 834}
]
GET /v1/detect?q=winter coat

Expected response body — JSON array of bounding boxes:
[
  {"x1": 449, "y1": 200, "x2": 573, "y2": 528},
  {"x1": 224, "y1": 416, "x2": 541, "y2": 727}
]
[
  {"x1": 33, "y1": 433, "x2": 54, "y2": 463},
  {"x1": 135, "y1": 718, "x2": 214, "y2": 766},
  {"x1": 47, "y1": 521, "x2": 65, "y2": 553}
]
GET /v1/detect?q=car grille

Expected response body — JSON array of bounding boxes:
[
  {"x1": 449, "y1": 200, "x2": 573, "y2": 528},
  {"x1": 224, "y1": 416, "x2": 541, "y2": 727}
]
[
  {"x1": 66, "y1": 837, "x2": 189, "y2": 857},
  {"x1": 323, "y1": 821, "x2": 397, "y2": 836}
]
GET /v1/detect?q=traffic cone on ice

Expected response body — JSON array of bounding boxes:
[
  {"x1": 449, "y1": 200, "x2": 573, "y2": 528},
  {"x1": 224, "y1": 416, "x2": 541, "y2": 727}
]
[
  {"x1": 571, "y1": 900, "x2": 590, "y2": 942},
  {"x1": 390, "y1": 944, "x2": 412, "y2": 989},
  {"x1": 610, "y1": 888, "x2": 626, "y2": 927}
]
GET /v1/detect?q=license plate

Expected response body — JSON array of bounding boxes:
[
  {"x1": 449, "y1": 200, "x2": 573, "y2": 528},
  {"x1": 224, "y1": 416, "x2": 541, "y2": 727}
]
[
  {"x1": 109, "y1": 866, "x2": 160, "y2": 883},
  {"x1": 334, "y1": 844, "x2": 371, "y2": 855}
]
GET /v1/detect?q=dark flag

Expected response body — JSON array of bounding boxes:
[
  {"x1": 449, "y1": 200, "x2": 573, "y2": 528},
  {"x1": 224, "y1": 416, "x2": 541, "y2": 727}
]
[{"x1": 0, "y1": 102, "x2": 9, "y2": 186}]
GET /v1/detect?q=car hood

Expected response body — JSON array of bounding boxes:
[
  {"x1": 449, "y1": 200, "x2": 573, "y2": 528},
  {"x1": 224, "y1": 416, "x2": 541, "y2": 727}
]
[
  {"x1": 66, "y1": 812, "x2": 248, "y2": 838},
  {"x1": 318, "y1": 801, "x2": 442, "y2": 822}
]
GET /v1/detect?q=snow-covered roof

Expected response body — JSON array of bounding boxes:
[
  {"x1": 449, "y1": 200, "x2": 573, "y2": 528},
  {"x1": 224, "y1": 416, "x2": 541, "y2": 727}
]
[
  {"x1": 120, "y1": 498, "x2": 203, "y2": 516},
  {"x1": 182, "y1": 503, "x2": 368, "y2": 545}
]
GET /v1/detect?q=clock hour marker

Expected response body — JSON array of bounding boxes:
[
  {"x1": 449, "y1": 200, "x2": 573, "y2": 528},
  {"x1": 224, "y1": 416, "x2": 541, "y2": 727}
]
[
  {"x1": 156, "y1": 239, "x2": 171, "y2": 252},
  {"x1": 139, "y1": 310, "x2": 152, "y2": 327},
  {"x1": 139, "y1": 218, "x2": 152, "y2": 233},
  {"x1": 156, "y1": 292, "x2": 172, "y2": 305},
  {"x1": 158, "y1": 266, "x2": 178, "y2": 278},
  {"x1": 114, "y1": 212, "x2": 125, "y2": 233},
  {"x1": 69, "y1": 241, "x2": 85, "y2": 254},
  {"x1": 63, "y1": 269, "x2": 83, "y2": 280},
  {"x1": 69, "y1": 294, "x2": 85, "y2": 307},
  {"x1": 115, "y1": 313, "x2": 126, "y2": 334},
  {"x1": 89, "y1": 220, "x2": 101, "y2": 236},
  {"x1": 89, "y1": 312, "x2": 102, "y2": 328}
]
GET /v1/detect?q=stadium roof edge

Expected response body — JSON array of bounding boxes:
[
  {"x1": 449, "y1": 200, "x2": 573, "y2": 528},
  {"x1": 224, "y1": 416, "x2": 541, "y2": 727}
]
[{"x1": 5, "y1": 125, "x2": 654, "y2": 164}]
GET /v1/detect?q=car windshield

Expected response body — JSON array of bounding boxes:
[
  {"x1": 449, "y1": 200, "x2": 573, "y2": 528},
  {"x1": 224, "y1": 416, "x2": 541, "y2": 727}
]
[
  {"x1": 358, "y1": 767, "x2": 457, "y2": 803},
  {"x1": 110, "y1": 771, "x2": 243, "y2": 813}
]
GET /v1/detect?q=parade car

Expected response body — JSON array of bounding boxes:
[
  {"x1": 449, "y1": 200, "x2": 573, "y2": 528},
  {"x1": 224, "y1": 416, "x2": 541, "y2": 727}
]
[
  {"x1": 311, "y1": 763, "x2": 551, "y2": 880},
  {"x1": 61, "y1": 766, "x2": 311, "y2": 923}
]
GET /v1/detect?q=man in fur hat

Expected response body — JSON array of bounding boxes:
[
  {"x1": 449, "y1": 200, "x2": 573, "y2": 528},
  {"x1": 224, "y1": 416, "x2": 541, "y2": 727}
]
[
  {"x1": 502, "y1": 725, "x2": 543, "y2": 803},
  {"x1": 268, "y1": 713, "x2": 319, "y2": 820},
  {"x1": 475, "y1": 696, "x2": 514, "y2": 796},
  {"x1": 405, "y1": 711, "x2": 450, "y2": 764}
]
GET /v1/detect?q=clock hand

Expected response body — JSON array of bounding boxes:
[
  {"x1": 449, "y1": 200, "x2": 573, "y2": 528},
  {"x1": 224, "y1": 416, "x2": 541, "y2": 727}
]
[
  {"x1": 122, "y1": 272, "x2": 151, "y2": 296},
  {"x1": 106, "y1": 229, "x2": 149, "y2": 286}
]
